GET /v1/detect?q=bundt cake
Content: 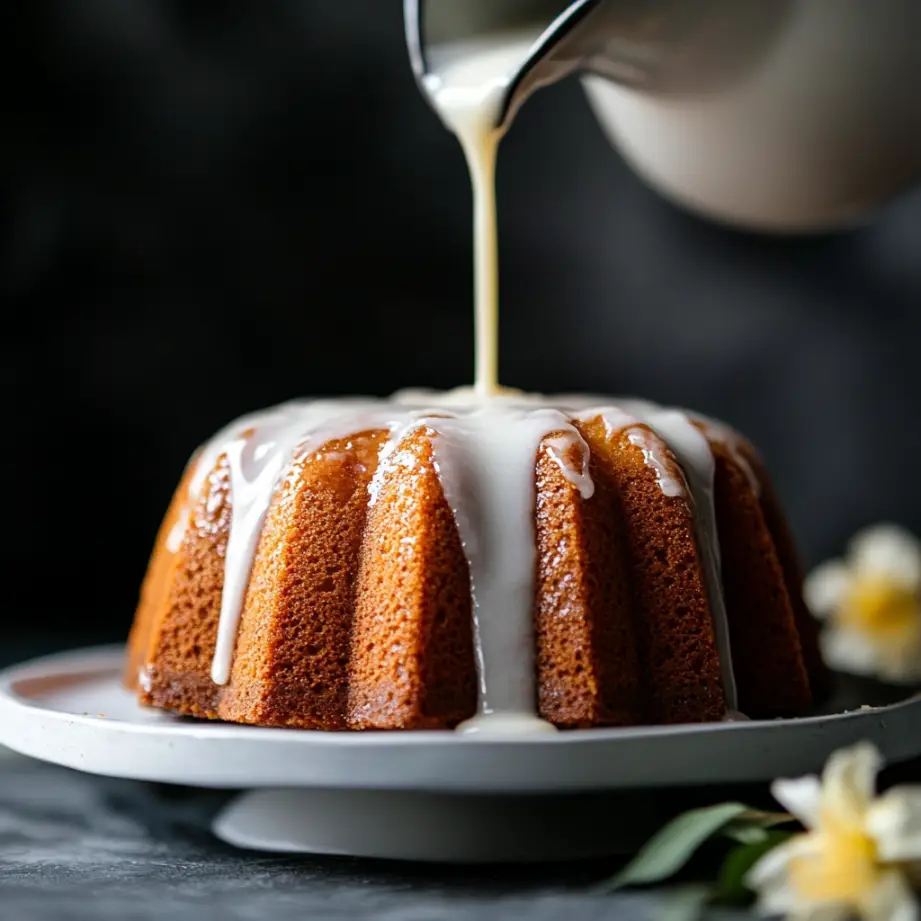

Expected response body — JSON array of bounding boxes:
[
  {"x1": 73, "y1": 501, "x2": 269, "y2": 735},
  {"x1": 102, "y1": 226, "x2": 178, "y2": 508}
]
[{"x1": 125, "y1": 390, "x2": 826, "y2": 732}]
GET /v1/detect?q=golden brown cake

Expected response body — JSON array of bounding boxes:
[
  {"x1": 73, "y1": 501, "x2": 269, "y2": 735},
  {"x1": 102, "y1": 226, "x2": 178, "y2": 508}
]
[{"x1": 125, "y1": 392, "x2": 825, "y2": 732}]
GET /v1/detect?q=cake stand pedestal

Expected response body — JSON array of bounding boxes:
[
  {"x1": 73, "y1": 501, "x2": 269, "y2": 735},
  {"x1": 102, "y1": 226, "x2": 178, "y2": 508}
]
[
  {"x1": 212, "y1": 788, "x2": 676, "y2": 860},
  {"x1": 2, "y1": 647, "x2": 920, "y2": 862}
]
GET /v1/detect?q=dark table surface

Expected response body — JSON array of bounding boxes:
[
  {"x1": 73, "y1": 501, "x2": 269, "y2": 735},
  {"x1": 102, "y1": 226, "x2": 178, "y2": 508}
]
[{"x1": 0, "y1": 747, "x2": 754, "y2": 921}]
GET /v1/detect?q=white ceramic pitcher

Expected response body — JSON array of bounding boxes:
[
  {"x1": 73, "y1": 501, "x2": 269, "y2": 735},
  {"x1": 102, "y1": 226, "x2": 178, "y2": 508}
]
[{"x1": 407, "y1": 0, "x2": 921, "y2": 233}]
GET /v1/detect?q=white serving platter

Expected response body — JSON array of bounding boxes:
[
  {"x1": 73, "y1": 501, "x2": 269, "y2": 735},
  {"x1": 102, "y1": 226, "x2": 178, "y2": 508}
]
[{"x1": 1, "y1": 646, "x2": 918, "y2": 861}]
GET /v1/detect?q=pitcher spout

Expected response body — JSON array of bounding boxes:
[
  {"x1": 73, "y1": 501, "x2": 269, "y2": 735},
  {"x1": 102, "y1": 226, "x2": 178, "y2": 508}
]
[{"x1": 406, "y1": 0, "x2": 792, "y2": 132}]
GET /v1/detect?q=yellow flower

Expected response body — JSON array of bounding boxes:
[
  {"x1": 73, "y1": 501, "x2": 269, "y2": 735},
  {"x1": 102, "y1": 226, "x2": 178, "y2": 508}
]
[
  {"x1": 805, "y1": 524, "x2": 921, "y2": 683},
  {"x1": 747, "y1": 743, "x2": 921, "y2": 921}
]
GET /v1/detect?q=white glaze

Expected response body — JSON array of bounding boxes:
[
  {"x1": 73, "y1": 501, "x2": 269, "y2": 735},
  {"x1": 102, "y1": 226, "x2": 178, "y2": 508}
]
[
  {"x1": 584, "y1": 406, "x2": 688, "y2": 499},
  {"x1": 456, "y1": 712, "x2": 558, "y2": 736},
  {"x1": 693, "y1": 415, "x2": 762, "y2": 498},
  {"x1": 626, "y1": 407, "x2": 739, "y2": 711},
  {"x1": 723, "y1": 710, "x2": 751, "y2": 723},
  {"x1": 375, "y1": 404, "x2": 591, "y2": 732},
  {"x1": 423, "y1": 31, "x2": 538, "y2": 397},
  {"x1": 165, "y1": 506, "x2": 191, "y2": 554},
  {"x1": 625, "y1": 429, "x2": 687, "y2": 499},
  {"x1": 166, "y1": 390, "x2": 747, "y2": 728},
  {"x1": 176, "y1": 399, "x2": 392, "y2": 686},
  {"x1": 543, "y1": 431, "x2": 595, "y2": 501},
  {"x1": 574, "y1": 404, "x2": 737, "y2": 708}
]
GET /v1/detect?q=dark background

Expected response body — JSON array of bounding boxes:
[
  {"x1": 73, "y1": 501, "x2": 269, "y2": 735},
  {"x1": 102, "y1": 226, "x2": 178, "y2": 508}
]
[{"x1": 5, "y1": 1, "x2": 921, "y2": 660}]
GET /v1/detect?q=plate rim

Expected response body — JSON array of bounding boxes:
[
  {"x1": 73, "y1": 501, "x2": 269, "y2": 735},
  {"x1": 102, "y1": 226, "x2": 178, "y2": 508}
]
[{"x1": 2, "y1": 646, "x2": 920, "y2": 793}]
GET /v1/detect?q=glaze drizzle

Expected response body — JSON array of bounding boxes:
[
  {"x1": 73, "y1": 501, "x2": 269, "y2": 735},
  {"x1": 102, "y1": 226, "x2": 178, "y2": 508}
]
[{"x1": 167, "y1": 391, "x2": 742, "y2": 730}]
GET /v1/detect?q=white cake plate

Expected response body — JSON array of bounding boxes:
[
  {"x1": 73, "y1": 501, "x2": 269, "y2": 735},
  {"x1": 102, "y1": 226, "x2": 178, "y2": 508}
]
[{"x1": 2, "y1": 646, "x2": 920, "y2": 862}]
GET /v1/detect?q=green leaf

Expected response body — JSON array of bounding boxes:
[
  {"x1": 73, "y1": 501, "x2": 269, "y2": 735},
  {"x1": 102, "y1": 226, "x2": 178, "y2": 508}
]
[
  {"x1": 655, "y1": 885, "x2": 714, "y2": 921},
  {"x1": 723, "y1": 825, "x2": 771, "y2": 845},
  {"x1": 596, "y1": 802, "x2": 751, "y2": 893},
  {"x1": 722, "y1": 811, "x2": 796, "y2": 845},
  {"x1": 716, "y1": 831, "x2": 795, "y2": 904}
]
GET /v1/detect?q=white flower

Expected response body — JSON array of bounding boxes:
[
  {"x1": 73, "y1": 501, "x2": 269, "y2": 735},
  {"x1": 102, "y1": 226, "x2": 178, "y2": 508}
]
[
  {"x1": 747, "y1": 742, "x2": 921, "y2": 921},
  {"x1": 805, "y1": 524, "x2": 921, "y2": 683}
]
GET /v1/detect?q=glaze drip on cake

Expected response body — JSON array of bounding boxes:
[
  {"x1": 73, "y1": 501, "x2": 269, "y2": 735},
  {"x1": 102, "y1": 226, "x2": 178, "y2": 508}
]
[
  {"x1": 178, "y1": 400, "x2": 395, "y2": 685},
  {"x1": 579, "y1": 404, "x2": 738, "y2": 709},
  {"x1": 693, "y1": 416, "x2": 762, "y2": 498},
  {"x1": 419, "y1": 409, "x2": 592, "y2": 734},
  {"x1": 162, "y1": 391, "x2": 749, "y2": 730},
  {"x1": 627, "y1": 408, "x2": 737, "y2": 709}
]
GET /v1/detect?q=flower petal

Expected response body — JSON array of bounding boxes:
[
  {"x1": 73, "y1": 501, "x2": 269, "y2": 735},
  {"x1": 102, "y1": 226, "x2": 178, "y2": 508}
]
[
  {"x1": 751, "y1": 879, "x2": 798, "y2": 917},
  {"x1": 867, "y1": 787, "x2": 921, "y2": 863},
  {"x1": 748, "y1": 832, "x2": 826, "y2": 887},
  {"x1": 746, "y1": 835, "x2": 799, "y2": 890},
  {"x1": 876, "y1": 640, "x2": 921, "y2": 684},
  {"x1": 805, "y1": 561, "x2": 853, "y2": 619},
  {"x1": 747, "y1": 835, "x2": 813, "y2": 915},
  {"x1": 820, "y1": 743, "x2": 881, "y2": 829},
  {"x1": 859, "y1": 869, "x2": 918, "y2": 921},
  {"x1": 824, "y1": 621, "x2": 921, "y2": 684},
  {"x1": 796, "y1": 904, "x2": 859, "y2": 921},
  {"x1": 850, "y1": 525, "x2": 921, "y2": 591},
  {"x1": 771, "y1": 776, "x2": 823, "y2": 829},
  {"x1": 821, "y1": 625, "x2": 887, "y2": 678}
]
